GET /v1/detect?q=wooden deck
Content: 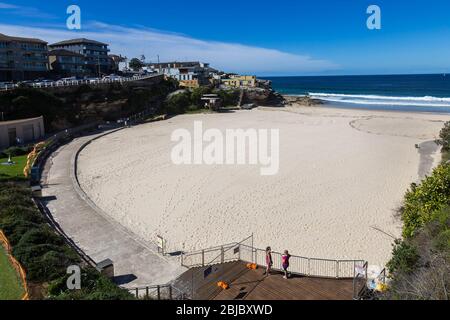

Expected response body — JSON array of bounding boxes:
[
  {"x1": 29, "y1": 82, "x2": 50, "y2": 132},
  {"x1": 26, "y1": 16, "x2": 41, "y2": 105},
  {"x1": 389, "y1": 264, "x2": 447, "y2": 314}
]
[{"x1": 173, "y1": 261, "x2": 355, "y2": 300}]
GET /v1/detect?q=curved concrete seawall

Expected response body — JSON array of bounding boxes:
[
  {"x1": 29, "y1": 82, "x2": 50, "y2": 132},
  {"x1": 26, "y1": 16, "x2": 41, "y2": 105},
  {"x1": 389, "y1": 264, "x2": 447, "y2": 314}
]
[{"x1": 40, "y1": 129, "x2": 185, "y2": 288}]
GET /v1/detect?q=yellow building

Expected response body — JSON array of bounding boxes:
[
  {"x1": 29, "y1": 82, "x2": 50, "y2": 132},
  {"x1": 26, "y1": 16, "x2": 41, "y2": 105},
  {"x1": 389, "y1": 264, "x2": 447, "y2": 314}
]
[
  {"x1": 221, "y1": 75, "x2": 257, "y2": 88},
  {"x1": 179, "y1": 79, "x2": 200, "y2": 88}
]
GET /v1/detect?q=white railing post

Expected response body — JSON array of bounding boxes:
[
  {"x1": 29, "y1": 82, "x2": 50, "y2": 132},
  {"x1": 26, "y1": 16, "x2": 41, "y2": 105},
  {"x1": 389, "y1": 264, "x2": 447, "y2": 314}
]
[{"x1": 308, "y1": 258, "x2": 311, "y2": 276}]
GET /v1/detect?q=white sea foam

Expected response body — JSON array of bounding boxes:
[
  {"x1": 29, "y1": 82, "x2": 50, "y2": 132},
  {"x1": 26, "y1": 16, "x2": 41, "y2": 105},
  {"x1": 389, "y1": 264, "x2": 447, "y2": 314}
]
[{"x1": 308, "y1": 92, "x2": 450, "y2": 108}]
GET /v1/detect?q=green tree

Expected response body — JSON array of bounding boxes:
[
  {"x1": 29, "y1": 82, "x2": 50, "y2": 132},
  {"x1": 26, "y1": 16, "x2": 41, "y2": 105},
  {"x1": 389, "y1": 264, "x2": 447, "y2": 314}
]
[{"x1": 129, "y1": 58, "x2": 144, "y2": 71}]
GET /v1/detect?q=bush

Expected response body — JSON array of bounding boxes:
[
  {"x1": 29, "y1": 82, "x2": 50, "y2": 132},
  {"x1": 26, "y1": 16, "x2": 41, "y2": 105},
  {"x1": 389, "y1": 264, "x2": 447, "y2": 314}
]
[
  {"x1": 0, "y1": 181, "x2": 133, "y2": 299},
  {"x1": 433, "y1": 229, "x2": 450, "y2": 252},
  {"x1": 438, "y1": 121, "x2": 450, "y2": 152},
  {"x1": 1, "y1": 145, "x2": 33, "y2": 157},
  {"x1": 11, "y1": 227, "x2": 79, "y2": 282},
  {"x1": 401, "y1": 164, "x2": 450, "y2": 238},
  {"x1": 0, "y1": 88, "x2": 64, "y2": 131},
  {"x1": 190, "y1": 87, "x2": 211, "y2": 107},
  {"x1": 215, "y1": 89, "x2": 239, "y2": 106},
  {"x1": 48, "y1": 268, "x2": 133, "y2": 300},
  {"x1": 386, "y1": 239, "x2": 419, "y2": 274},
  {"x1": 164, "y1": 91, "x2": 191, "y2": 115}
]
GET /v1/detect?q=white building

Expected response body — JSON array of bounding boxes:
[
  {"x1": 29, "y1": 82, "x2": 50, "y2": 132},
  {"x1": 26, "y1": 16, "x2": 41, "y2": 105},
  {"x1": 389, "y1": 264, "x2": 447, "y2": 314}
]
[{"x1": 0, "y1": 116, "x2": 45, "y2": 149}]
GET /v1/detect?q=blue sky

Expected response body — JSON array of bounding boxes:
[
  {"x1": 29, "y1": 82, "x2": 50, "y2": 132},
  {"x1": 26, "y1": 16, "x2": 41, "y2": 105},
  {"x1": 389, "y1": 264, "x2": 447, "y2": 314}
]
[{"x1": 1, "y1": 0, "x2": 450, "y2": 76}]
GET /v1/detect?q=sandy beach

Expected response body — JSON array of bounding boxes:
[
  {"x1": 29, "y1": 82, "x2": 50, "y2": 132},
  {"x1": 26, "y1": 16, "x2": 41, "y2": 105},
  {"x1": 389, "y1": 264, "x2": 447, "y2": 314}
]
[{"x1": 77, "y1": 105, "x2": 450, "y2": 266}]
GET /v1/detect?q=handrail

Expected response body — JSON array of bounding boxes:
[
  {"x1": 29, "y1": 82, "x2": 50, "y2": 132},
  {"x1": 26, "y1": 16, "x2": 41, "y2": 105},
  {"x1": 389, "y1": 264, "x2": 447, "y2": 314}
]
[
  {"x1": 181, "y1": 235, "x2": 254, "y2": 299},
  {"x1": 127, "y1": 283, "x2": 186, "y2": 300},
  {"x1": 0, "y1": 73, "x2": 162, "y2": 92},
  {"x1": 352, "y1": 261, "x2": 368, "y2": 300},
  {"x1": 181, "y1": 240, "x2": 365, "y2": 280}
]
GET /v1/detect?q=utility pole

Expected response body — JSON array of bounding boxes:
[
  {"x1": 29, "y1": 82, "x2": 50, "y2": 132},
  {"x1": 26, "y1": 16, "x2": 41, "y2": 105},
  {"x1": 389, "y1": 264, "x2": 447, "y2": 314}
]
[{"x1": 97, "y1": 56, "x2": 101, "y2": 78}]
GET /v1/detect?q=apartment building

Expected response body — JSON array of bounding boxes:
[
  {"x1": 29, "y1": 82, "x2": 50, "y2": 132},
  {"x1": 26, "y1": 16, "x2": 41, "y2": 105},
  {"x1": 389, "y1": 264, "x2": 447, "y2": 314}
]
[
  {"x1": 0, "y1": 33, "x2": 48, "y2": 81},
  {"x1": 49, "y1": 38, "x2": 111, "y2": 76},
  {"x1": 48, "y1": 49, "x2": 86, "y2": 77}
]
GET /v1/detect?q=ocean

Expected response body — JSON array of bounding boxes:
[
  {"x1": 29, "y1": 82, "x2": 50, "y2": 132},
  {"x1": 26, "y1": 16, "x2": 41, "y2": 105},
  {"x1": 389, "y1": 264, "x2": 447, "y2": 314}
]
[{"x1": 263, "y1": 74, "x2": 450, "y2": 113}]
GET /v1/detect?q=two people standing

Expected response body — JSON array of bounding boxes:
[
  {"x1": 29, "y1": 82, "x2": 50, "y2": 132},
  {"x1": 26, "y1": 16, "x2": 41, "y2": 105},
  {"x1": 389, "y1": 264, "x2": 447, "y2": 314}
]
[{"x1": 264, "y1": 247, "x2": 291, "y2": 279}]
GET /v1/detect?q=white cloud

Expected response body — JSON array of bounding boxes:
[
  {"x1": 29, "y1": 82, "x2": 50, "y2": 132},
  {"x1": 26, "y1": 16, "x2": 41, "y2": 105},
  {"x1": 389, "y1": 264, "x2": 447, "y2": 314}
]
[
  {"x1": 0, "y1": 22, "x2": 339, "y2": 75},
  {"x1": 0, "y1": 2, "x2": 55, "y2": 18},
  {"x1": 0, "y1": 2, "x2": 18, "y2": 9}
]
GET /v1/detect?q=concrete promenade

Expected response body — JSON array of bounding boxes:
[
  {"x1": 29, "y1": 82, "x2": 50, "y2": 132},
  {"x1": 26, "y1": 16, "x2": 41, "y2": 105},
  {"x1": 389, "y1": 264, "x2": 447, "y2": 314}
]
[{"x1": 40, "y1": 130, "x2": 185, "y2": 288}]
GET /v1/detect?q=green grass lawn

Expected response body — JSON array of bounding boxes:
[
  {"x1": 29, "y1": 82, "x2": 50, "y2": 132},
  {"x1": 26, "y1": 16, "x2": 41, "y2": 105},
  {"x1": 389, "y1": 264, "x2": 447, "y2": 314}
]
[
  {"x1": 0, "y1": 247, "x2": 25, "y2": 300},
  {"x1": 0, "y1": 155, "x2": 27, "y2": 180}
]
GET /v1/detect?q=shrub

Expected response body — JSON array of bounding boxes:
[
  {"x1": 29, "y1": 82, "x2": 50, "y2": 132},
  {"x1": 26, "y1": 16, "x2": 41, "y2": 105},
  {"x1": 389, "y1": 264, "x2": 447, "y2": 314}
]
[
  {"x1": 1, "y1": 145, "x2": 33, "y2": 157},
  {"x1": 0, "y1": 180, "x2": 132, "y2": 299},
  {"x1": 437, "y1": 121, "x2": 450, "y2": 152},
  {"x1": 401, "y1": 164, "x2": 450, "y2": 238},
  {"x1": 433, "y1": 229, "x2": 450, "y2": 252},
  {"x1": 48, "y1": 268, "x2": 133, "y2": 300},
  {"x1": 190, "y1": 87, "x2": 211, "y2": 107},
  {"x1": 215, "y1": 89, "x2": 239, "y2": 106},
  {"x1": 386, "y1": 239, "x2": 419, "y2": 275},
  {"x1": 164, "y1": 91, "x2": 191, "y2": 114}
]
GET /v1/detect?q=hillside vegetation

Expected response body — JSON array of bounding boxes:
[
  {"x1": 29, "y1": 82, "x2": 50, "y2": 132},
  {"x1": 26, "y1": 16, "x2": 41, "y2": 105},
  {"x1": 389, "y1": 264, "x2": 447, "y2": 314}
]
[
  {"x1": 0, "y1": 181, "x2": 133, "y2": 300},
  {"x1": 385, "y1": 123, "x2": 450, "y2": 300},
  {"x1": 0, "y1": 79, "x2": 178, "y2": 132}
]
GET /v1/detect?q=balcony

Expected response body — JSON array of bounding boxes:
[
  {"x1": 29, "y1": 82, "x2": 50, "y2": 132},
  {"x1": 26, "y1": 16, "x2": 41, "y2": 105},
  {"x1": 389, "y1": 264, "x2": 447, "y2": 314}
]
[
  {"x1": 22, "y1": 56, "x2": 47, "y2": 62},
  {"x1": 83, "y1": 45, "x2": 110, "y2": 52}
]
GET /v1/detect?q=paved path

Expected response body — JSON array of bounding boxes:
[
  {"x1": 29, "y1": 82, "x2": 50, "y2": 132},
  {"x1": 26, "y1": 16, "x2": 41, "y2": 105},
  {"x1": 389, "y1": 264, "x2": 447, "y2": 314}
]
[{"x1": 40, "y1": 131, "x2": 185, "y2": 288}]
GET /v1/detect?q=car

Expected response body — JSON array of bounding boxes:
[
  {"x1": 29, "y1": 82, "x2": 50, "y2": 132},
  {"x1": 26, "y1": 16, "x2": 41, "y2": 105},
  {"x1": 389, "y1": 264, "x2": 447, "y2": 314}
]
[
  {"x1": 84, "y1": 77, "x2": 100, "y2": 84},
  {"x1": 18, "y1": 80, "x2": 34, "y2": 88},
  {"x1": 103, "y1": 74, "x2": 122, "y2": 81},
  {"x1": 62, "y1": 77, "x2": 77, "y2": 82},
  {"x1": 34, "y1": 79, "x2": 54, "y2": 87},
  {"x1": 0, "y1": 82, "x2": 15, "y2": 89}
]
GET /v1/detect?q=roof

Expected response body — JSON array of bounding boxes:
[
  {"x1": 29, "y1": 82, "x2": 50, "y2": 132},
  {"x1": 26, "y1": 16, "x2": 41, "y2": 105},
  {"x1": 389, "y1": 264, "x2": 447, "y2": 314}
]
[
  {"x1": 48, "y1": 49, "x2": 84, "y2": 57},
  {"x1": 0, "y1": 33, "x2": 47, "y2": 44},
  {"x1": 147, "y1": 61, "x2": 201, "y2": 67},
  {"x1": 0, "y1": 116, "x2": 44, "y2": 127},
  {"x1": 49, "y1": 38, "x2": 108, "y2": 47}
]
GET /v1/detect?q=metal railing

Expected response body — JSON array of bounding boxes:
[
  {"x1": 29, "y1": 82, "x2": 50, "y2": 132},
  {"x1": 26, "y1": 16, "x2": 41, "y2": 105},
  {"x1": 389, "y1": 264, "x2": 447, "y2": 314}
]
[
  {"x1": 127, "y1": 284, "x2": 186, "y2": 300},
  {"x1": 180, "y1": 235, "x2": 254, "y2": 300},
  {"x1": 352, "y1": 261, "x2": 368, "y2": 299},
  {"x1": 181, "y1": 242, "x2": 243, "y2": 268},
  {"x1": 0, "y1": 73, "x2": 162, "y2": 91},
  {"x1": 181, "y1": 239, "x2": 365, "y2": 280}
]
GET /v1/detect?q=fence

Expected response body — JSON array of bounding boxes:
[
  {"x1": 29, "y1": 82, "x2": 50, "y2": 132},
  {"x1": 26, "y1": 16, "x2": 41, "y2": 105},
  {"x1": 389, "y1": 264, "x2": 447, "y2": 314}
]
[
  {"x1": 0, "y1": 230, "x2": 29, "y2": 300},
  {"x1": 180, "y1": 235, "x2": 254, "y2": 300},
  {"x1": 352, "y1": 261, "x2": 368, "y2": 300},
  {"x1": 181, "y1": 236, "x2": 365, "y2": 280},
  {"x1": 127, "y1": 284, "x2": 186, "y2": 300},
  {"x1": 180, "y1": 235, "x2": 367, "y2": 299},
  {"x1": 0, "y1": 74, "x2": 162, "y2": 92}
]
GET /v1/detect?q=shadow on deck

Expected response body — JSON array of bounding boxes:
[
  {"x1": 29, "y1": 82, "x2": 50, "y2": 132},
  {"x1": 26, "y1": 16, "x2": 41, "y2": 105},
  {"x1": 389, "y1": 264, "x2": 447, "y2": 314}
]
[{"x1": 173, "y1": 261, "x2": 354, "y2": 300}]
